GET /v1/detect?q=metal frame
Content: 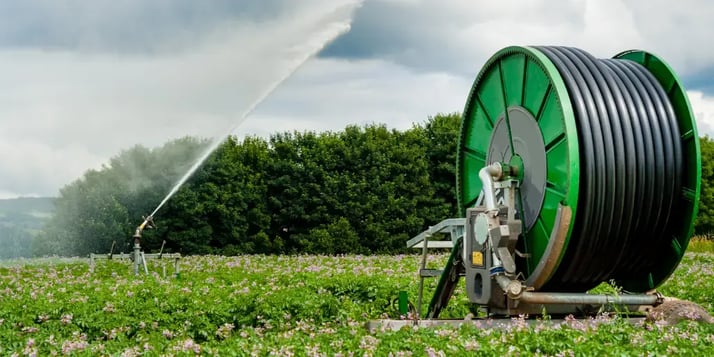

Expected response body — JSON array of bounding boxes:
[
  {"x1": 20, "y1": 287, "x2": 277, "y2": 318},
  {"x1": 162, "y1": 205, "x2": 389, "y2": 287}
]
[
  {"x1": 89, "y1": 252, "x2": 181, "y2": 278},
  {"x1": 386, "y1": 161, "x2": 664, "y2": 327},
  {"x1": 406, "y1": 218, "x2": 465, "y2": 249},
  {"x1": 89, "y1": 240, "x2": 181, "y2": 278},
  {"x1": 407, "y1": 218, "x2": 465, "y2": 318}
]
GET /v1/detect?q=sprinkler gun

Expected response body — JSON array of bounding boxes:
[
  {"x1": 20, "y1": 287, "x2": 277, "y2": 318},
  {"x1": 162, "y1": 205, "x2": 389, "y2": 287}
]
[
  {"x1": 131, "y1": 215, "x2": 155, "y2": 275},
  {"x1": 132, "y1": 215, "x2": 155, "y2": 242}
]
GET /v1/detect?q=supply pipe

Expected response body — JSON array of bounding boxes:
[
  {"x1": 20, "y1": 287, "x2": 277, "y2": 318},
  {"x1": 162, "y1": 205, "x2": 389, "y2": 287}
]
[
  {"x1": 495, "y1": 274, "x2": 661, "y2": 306},
  {"x1": 479, "y1": 163, "x2": 504, "y2": 214}
]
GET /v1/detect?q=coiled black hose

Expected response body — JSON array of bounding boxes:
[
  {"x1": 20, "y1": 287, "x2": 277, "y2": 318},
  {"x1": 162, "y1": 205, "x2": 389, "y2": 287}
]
[{"x1": 534, "y1": 47, "x2": 682, "y2": 291}]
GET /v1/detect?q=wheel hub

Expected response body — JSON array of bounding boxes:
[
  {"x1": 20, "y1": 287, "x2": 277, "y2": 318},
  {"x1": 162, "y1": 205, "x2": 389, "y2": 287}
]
[{"x1": 486, "y1": 106, "x2": 546, "y2": 231}]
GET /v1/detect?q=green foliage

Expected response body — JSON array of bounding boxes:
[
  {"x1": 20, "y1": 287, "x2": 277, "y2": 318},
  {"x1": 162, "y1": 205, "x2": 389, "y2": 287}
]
[
  {"x1": 298, "y1": 217, "x2": 364, "y2": 254},
  {"x1": 33, "y1": 137, "x2": 209, "y2": 256},
  {"x1": 260, "y1": 123, "x2": 454, "y2": 254},
  {"x1": 37, "y1": 113, "x2": 713, "y2": 255},
  {"x1": 0, "y1": 253, "x2": 712, "y2": 355},
  {"x1": 37, "y1": 117, "x2": 460, "y2": 256},
  {"x1": 423, "y1": 113, "x2": 461, "y2": 217},
  {"x1": 689, "y1": 237, "x2": 714, "y2": 253},
  {"x1": 696, "y1": 136, "x2": 714, "y2": 235}
]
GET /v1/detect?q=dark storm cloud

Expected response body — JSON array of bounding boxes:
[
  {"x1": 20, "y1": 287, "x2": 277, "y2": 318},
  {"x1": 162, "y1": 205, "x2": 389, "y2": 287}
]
[
  {"x1": 320, "y1": 0, "x2": 481, "y2": 73},
  {"x1": 0, "y1": 0, "x2": 297, "y2": 53},
  {"x1": 321, "y1": 0, "x2": 586, "y2": 74},
  {"x1": 683, "y1": 68, "x2": 714, "y2": 96},
  {"x1": 320, "y1": 1, "x2": 423, "y2": 59},
  {"x1": 323, "y1": 0, "x2": 714, "y2": 96}
]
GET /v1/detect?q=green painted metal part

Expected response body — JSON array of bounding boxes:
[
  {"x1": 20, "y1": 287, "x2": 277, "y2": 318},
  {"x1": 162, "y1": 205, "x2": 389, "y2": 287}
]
[
  {"x1": 456, "y1": 46, "x2": 700, "y2": 291},
  {"x1": 398, "y1": 291, "x2": 409, "y2": 316},
  {"x1": 613, "y1": 50, "x2": 701, "y2": 292},
  {"x1": 427, "y1": 241, "x2": 461, "y2": 317},
  {"x1": 457, "y1": 46, "x2": 581, "y2": 287}
]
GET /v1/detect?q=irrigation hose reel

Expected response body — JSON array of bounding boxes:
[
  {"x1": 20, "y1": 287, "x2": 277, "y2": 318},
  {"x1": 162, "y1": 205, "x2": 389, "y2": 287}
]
[{"x1": 418, "y1": 46, "x2": 700, "y2": 319}]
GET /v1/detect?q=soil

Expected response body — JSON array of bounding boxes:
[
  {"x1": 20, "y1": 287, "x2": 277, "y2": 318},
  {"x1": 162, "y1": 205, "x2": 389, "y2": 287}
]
[{"x1": 646, "y1": 298, "x2": 714, "y2": 326}]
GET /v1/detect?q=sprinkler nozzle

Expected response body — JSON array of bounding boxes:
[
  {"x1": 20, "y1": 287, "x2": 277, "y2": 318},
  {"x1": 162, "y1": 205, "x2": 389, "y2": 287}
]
[{"x1": 133, "y1": 215, "x2": 155, "y2": 239}]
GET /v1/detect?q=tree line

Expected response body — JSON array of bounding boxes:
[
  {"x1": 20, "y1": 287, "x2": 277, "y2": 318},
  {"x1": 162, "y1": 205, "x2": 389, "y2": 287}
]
[
  {"x1": 33, "y1": 114, "x2": 714, "y2": 257},
  {"x1": 33, "y1": 114, "x2": 460, "y2": 256}
]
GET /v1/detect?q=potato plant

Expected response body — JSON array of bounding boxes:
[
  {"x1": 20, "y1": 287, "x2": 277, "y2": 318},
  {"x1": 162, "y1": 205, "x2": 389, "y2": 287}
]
[{"x1": 0, "y1": 253, "x2": 712, "y2": 355}]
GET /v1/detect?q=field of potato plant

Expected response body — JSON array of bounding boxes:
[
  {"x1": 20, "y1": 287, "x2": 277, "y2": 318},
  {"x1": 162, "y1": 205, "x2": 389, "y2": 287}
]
[{"x1": 0, "y1": 250, "x2": 713, "y2": 356}]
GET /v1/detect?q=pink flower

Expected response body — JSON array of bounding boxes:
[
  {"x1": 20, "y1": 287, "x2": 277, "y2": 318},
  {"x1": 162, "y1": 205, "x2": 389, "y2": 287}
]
[
  {"x1": 61, "y1": 340, "x2": 88, "y2": 355},
  {"x1": 424, "y1": 348, "x2": 445, "y2": 357},
  {"x1": 172, "y1": 339, "x2": 201, "y2": 354},
  {"x1": 60, "y1": 314, "x2": 73, "y2": 325},
  {"x1": 359, "y1": 335, "x2": 379, "y2": 351},
  {"x1": 464, "y1": 340, "x2": 479, "y2": 351},
  {"x1": 216, "y1": 323, "x2": 235, "y2": 339}
]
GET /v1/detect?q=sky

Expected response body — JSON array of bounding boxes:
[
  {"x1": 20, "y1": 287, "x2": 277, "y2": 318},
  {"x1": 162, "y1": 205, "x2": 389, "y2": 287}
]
[{"x1": 1, "y1": 0, "x2": 714, "y2": 198}]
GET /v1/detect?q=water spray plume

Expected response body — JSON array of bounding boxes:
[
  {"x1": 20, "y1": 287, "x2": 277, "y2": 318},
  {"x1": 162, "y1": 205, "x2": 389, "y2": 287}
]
[{"x1": 147, "y1": 1, "x2": 362, "y2": 219}]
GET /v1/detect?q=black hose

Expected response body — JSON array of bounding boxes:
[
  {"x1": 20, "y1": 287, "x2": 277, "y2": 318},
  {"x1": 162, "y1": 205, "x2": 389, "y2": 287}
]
[{"x1": 533, "y1": 47, "x2": 682, "y2": 291}]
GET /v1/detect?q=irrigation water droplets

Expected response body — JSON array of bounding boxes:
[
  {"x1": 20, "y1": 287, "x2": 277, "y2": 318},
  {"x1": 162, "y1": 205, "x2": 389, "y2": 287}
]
[{"x1": 147, "y1": 0, "x2": 363, "y2": 218}]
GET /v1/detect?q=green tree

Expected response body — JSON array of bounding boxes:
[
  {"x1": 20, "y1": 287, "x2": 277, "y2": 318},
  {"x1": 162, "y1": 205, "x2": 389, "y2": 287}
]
[
  {"x1": 422, "y1": 113, "x2": 460, "y2": 217},
  {"x1": 146, "y1": 136, "x2": 273, "y2": 254},
  {"x1": 36, "y1": 117, "x2": 472, "y2": 256},
  {"x1": 696, "y1": 136, "x2": 714, "y2": 236},
  {"x1": 34, "y1": 137, "x2": 208, "y2": 256},
  {"x1": 33, "y1": 167, "x2": 130, "y2": 256},
  {"x1": 296, "y1": 217, "x2": 364, "y2": 254}
]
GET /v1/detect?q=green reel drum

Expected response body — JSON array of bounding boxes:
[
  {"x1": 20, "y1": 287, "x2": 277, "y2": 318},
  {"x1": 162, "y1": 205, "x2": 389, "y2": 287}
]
[{"x1": 457, "y1": 46, "x2": 700, "y2": 292}]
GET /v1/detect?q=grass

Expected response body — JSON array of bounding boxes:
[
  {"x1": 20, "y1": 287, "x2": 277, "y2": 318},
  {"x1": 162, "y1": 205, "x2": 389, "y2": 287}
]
[{"x1": 688, "y1": 236, "x2": 714, "y2": 253}]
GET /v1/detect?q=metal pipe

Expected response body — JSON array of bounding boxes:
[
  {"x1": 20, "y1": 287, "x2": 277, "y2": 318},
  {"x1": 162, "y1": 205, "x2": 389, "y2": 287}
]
[
  {"x1": 519, "y1": 291, "x2": 660, "y2": 306},
  {"x1": 479, "y1": 163, "x2": 503, "y2": 213},
  {"x1": 495, "y1": 274, "x2": 522, "y2": 296},
  {"x1": 142, "y1": 253, "x2": 149, "y2": 275},
  {"x1": 131, "y1": 215, "x2": 154, "y2": 276},
  {"x1": 133, "y1": 240, "x2": 141, "y2": 276},
  {"x1": 495, "y1": 274, "x2": 660, "y2": 306}
]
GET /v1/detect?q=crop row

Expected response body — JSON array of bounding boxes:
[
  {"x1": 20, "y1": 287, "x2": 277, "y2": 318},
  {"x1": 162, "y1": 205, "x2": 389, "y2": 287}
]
[{"x1": 0, "y1": 253, "x2": 712, "y2": 355}]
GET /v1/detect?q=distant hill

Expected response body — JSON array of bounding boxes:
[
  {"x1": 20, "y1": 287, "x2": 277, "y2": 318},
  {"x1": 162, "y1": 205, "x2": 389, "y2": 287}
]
[
  {"x1": 0, "y1": 197, "x2": 55, "y2": 258},
  {"x1": 0, "y1": 196, "x2": 53, "y2": 211}
]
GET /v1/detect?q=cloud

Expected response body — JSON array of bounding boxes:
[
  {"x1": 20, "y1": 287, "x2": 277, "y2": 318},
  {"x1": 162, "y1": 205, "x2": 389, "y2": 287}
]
[
  {"x1": 0, "y1": 140, "x2": 96, "y2": 198},
  {"x1": 688, "y1": 91, "x2": 714, "y2": 137},
  {"x1": 323, "y1": 0, "x2": 637, "y2": 73},
  {"x1": 324, "y1": 0, "x2": 714, "y2": 89},
  {"x1": 0, "y1": 1, "x2": 314, "y2": 53},
  {"x1": 0, "y1": 0, "x2": 361, "y2": 198},
  {"x1": 623, "y1": 0, "x2": 714, "y2": 77},
  {"x1": 1, "y1": 0, "x2": 714, "y2": 198},
  {"x1": 246, "y1": 58, "x2": 471, "y2": 135}
]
